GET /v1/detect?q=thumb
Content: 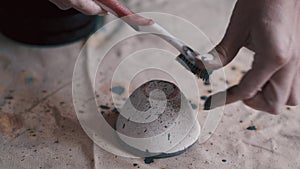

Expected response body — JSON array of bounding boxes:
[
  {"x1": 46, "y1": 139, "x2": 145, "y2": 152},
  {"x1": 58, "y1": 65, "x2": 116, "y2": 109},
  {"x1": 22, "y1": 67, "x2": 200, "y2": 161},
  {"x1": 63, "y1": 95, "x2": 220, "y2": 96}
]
[
  {"x1": 197, "y1": 1, "x2": 250, "y2": 71},
  {"x1": 214, "y1": 20, "x2": 248, "y2": 67}
]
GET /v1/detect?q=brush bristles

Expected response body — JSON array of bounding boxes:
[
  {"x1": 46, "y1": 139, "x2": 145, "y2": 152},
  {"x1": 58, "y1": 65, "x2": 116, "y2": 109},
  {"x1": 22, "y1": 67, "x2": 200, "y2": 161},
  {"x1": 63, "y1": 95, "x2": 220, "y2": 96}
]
[{"x1": 177, "y1": 54, "x2": 210, "y2": 82}]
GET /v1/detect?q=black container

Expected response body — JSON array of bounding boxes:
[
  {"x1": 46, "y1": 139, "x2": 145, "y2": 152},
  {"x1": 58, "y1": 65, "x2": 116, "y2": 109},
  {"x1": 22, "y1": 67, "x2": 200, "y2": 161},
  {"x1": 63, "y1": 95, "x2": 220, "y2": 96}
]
[{"x1": 0, "y1": 0, "x2": 104, "y2": 46}]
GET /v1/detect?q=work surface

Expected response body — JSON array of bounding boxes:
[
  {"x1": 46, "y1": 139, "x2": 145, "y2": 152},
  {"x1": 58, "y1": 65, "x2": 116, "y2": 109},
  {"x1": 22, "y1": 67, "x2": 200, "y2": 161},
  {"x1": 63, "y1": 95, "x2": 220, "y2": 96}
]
[{"x1": 1, "y1": 0, "x2": 300, "y2": 169}]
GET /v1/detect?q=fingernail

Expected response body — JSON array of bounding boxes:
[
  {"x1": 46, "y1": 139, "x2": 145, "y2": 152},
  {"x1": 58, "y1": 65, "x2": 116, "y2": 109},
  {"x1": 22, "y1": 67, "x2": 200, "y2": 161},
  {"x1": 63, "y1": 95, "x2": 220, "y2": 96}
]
[{"x1": 203, "y1": 96, "x2": 212, "y2": 110}]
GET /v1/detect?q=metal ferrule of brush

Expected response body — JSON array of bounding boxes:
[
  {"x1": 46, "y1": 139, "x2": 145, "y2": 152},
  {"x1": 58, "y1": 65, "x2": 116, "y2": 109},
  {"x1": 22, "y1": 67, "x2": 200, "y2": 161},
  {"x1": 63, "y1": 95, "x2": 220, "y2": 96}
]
[{"x1": 176, "y1": 46, "x2": 211, "y2": 82}]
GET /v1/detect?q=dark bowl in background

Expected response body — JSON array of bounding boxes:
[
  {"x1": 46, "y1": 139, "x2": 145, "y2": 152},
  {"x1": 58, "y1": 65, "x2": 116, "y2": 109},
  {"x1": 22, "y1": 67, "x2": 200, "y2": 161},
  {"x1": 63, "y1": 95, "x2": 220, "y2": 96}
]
[{"x1": 0, "y1": 0, "x2": 104, "y2": 46}]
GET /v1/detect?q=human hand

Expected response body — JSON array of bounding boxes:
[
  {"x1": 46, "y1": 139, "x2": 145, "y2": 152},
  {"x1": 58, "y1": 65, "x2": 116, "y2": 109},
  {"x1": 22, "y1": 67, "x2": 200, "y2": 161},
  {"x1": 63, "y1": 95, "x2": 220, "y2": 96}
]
[
  {"x1": 49, "y1": 0, "x2": 109, "y2": 15},
  {"x1": 202, "y1": 0, "x2": 300, "y2": 115},
  {"x1": 49, "y1": 0, "x2": 153, "y2": 26}
]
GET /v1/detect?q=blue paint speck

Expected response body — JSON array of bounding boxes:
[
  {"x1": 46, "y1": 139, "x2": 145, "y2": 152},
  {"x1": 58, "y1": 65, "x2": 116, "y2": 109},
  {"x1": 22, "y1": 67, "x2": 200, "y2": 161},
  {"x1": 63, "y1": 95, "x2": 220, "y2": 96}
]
[
  {"x1": 112, "y1": 108, "x2": 119, "y2": 113},
  {"x1": 204, "y1": 81, "x2": 211, "y2": 86},
  {"x1": 246, "y1": 126, "x2": 257, "y2": 131},
  {"x1": 191, "y1": 103, "x2": 197, "y2": 109},
  {"x1": 111, "y1": 86, "x2": 125, "y2": 95},
  {"x1": 200, "y1": 96, "x2": 208, "y2": 101},
  {"x1": 144, "y1": 158, "x2": 154, "y2": 164},
  {"x1": 100, "y1": 105, "x2": 110, "y2": 110},
  {"x1": 25, "y1": 77, "x2": 34, "y2": 84}
]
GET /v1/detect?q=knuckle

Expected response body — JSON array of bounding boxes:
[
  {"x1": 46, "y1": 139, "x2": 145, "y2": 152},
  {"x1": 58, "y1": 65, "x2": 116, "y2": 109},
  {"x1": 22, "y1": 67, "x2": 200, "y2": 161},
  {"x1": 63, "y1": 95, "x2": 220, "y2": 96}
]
[
  {"x1": 275, "y1": 54, "x2": 288, "y2": 65},
  {"x1": 235, "y1": 82, "x2": 258, "y2": 100},
  {"x1": 273, "y1": 48, "x2": 290, "y2": 65},
  {"x1": 264, "y1": 96, "x2": 283, "y2": 115},
  {"x1": 268, "y1": 104, "x2": 283, "y2": 115},
  {"x1": 288, "y1": 98, "x2": 300, "y2": 106}
]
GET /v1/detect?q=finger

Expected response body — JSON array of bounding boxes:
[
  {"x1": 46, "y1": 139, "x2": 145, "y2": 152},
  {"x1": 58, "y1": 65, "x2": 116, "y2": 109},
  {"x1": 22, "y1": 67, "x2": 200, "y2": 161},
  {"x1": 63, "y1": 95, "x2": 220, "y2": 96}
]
[
  {"x1": 94, "y1": 0, "x2": 132, "y2": 17},
  {"x1": 204, "y1": 52, "x2": 288, "y2": 110},
  {"x1": 95, "y1": 0, "x2": 153, "y2": 25},
  {"x1": 197, "y1": 1, "x2": 250, "y2": 71},
  {"x1": 243, "y1": 90, "x2": 270, "y2": 112},
  {"x1": 72, "y1": 0, "x2": 106, "y2": 15},
  {"x1": 196, "y1": 20, "x2": 249, "y2": 72},
  {"x1": 244, "y1": 62, "x2": 296, "y2": 115},
  {"x1": 287, "y1": 68, "x2": 300, "y2": 106}
]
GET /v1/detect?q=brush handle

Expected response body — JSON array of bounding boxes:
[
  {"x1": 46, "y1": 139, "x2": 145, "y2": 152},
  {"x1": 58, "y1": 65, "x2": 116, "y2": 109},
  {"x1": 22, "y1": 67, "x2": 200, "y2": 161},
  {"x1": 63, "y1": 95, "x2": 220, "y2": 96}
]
[{"x1": 95, "y1": 0, "x2": 187, "y2": 54}]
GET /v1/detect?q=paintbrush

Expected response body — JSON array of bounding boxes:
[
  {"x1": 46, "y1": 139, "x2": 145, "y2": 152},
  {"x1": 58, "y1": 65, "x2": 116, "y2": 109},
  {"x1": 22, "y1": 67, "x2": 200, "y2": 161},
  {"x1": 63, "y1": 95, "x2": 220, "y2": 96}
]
[{"x1": 95, "y1": 0, "x2": 212, "y2": 82}]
